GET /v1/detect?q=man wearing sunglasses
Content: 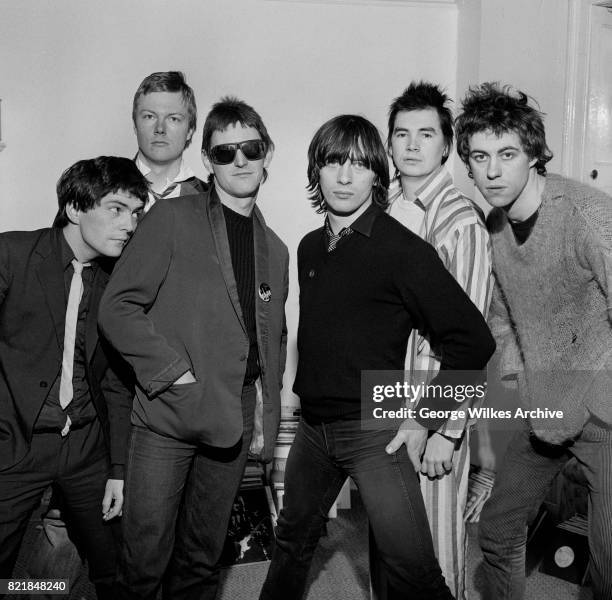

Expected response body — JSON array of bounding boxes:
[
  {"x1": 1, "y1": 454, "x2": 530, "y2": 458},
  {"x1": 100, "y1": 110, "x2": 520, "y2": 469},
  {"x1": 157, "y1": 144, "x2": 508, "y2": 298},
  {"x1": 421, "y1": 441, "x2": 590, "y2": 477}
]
[{"x1": 99, "y1": 96, "x2": 289, "y2": 600}]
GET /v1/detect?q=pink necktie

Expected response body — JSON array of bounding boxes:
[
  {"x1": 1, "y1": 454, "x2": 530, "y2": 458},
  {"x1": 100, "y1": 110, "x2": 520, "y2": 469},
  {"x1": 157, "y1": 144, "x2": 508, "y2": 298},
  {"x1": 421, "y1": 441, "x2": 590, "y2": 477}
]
[{"x1": 59, "y1": 259, "x2": 90, "y2": 410}]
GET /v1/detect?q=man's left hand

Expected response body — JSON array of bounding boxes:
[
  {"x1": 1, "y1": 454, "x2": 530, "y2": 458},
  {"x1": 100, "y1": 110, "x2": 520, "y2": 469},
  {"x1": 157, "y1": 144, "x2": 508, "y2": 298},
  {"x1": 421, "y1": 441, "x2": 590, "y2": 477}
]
[
  {"x1": 385, "y1": 419, "x2": 428, "y2": 472},
  {"x1": 102, "y1": 479, "x2": 124, "y2": 521},
  {"x1": 420, "y1": 432, "x2": 455, "y2": 478}
]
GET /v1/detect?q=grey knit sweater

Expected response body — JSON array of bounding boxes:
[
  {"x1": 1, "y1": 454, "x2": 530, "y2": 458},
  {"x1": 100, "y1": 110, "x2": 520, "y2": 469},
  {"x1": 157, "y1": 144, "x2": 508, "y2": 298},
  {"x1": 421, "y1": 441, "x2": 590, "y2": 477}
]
[{"x1": 488, "y1": 174, "x2": 612, "y2": 443}]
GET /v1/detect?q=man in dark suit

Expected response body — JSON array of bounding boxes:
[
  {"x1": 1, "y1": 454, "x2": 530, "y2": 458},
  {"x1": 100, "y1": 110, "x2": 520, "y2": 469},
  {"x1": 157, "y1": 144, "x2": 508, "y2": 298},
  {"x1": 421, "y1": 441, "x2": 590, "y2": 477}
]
[
  {"x1": 0, "y1": 156, "x2": 148, "y2": 599},
  {"x1": 99, "y1": 97, "x2": 289, "y2": 600},
  {"x1": 132, "y1": 71, "x2": 207, "y2": 211}
]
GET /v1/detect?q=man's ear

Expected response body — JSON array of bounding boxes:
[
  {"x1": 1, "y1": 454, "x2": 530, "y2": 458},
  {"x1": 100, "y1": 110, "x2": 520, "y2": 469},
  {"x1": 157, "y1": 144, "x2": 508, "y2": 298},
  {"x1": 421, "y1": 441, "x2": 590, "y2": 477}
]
[
  {"x1": 201, "y1": 150, "x2": 213, "y2": 175},
  {"x1": 529, "y1": 156, "x2": 538, "y2": 169},
  {"x1": 187, "y1": 127, "x2": 195, "y2": 145},
  {"x1": 263, "y1": 146, "x2": 274, "y2": 169},
  {"x1": 65, "y1": 203, "x2": 80, "y2": 225}
]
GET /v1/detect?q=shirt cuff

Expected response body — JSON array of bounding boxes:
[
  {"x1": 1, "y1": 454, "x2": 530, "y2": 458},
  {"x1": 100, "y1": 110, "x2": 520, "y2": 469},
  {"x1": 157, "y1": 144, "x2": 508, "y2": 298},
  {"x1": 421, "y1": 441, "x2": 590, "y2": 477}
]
[{"x1": 109, "y1": 464, "x2": 124, "y2": 480}]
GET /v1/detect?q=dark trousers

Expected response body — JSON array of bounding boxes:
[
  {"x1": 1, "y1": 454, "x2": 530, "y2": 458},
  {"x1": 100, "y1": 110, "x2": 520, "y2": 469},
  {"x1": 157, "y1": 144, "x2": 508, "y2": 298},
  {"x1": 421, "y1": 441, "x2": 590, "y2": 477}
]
[
  {"x1": 0, "y1": 419, "x2": 117, "y2": 599},
  {"x1": 259, "y1": 418, "x2": 454, "y2": 600},
  {"x1": 479, "y1": 420, "x2": 612, "y2": 600},
  {"x1": 117, "y1": 384, "x2": 255, "y2": 600}
]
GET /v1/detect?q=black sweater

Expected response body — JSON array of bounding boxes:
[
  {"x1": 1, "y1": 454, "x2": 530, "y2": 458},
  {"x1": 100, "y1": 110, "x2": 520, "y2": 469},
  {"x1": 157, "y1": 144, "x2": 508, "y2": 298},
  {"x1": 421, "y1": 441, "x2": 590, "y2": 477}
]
[
  {"x1": 222, "y1": 204, "x2": 259, "y2": 383},
  {"x1": 293, "y1": 205, "x2": 495, "y2": 427}
]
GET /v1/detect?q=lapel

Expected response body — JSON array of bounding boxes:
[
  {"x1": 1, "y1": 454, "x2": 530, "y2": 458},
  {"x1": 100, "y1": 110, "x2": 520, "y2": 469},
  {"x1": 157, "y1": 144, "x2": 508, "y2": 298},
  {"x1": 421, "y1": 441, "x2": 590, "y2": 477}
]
[
  {"x1": 180, "y1": 177, "x2": 208, "y2": 197},
  {"x1": 35, "y1": 228, "x2": 67, "y2": 351},
  {"x1": 206, "y1": 189, "x2": 247, "y2": 333},
  {"x1": 253, "y1": 205, "x2": 270, "y2": 361}
]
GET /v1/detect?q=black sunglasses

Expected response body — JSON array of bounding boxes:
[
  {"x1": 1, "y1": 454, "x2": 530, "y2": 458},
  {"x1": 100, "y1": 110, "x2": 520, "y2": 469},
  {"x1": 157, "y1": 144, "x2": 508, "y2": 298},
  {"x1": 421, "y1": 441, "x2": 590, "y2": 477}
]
[{"x1": 207, "y1": 139, "x2": 267, "y2": 165}]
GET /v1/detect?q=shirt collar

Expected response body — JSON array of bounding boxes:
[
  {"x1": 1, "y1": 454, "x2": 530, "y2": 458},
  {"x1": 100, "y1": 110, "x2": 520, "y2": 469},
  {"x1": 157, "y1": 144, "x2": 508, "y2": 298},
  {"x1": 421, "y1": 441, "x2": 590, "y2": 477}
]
[
  {"x1": 135, "y1": 153, "x2": 195, "y2": 188},
  {"x1": 389, "y1": 165, "x2": 451, "y2": 212},
  {"x1": 58, "y1": 231, "x2": 98, "y2": 272},
  {"x1": 324, "y1": 202, "x2": 380, "y2": 238}
]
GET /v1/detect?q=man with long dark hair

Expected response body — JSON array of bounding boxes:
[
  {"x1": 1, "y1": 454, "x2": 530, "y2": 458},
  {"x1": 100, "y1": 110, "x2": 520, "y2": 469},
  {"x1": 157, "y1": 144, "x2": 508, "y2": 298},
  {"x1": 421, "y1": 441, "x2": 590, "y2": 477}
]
[{"x1": 259, "y1": 114, "x2": 494, "y2": 600}]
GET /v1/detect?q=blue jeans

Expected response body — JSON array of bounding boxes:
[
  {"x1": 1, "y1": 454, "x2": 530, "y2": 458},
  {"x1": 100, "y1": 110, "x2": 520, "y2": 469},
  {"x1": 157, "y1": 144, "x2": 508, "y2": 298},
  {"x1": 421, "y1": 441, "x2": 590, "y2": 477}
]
[
  {"x1": 260, "y1": 418, "x2": 454, "y2": 600},
  {"x1": 117, "y1": 384, "x2": 255, "y2": 600},
  {"x1": 479, "y1": 420, "x2": 612, "y2": 600}
]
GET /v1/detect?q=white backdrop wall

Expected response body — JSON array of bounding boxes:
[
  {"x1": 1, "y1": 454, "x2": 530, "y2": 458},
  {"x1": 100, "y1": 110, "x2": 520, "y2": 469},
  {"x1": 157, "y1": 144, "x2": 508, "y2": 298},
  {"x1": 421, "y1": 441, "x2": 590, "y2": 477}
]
[
  {"x1": 0, "y1": 0, "x2": 459, "y2": 405},
  {"x1": 452, "y1": 0, "x2": 570, "y2": 205},
  {"x1": 478, "y1": 0, "x2": 569, "y2": 174}
]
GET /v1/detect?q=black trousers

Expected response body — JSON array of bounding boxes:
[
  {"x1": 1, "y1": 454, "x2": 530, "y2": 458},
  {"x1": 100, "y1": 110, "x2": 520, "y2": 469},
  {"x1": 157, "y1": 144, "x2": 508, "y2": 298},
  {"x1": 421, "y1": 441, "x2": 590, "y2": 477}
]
[{"x1": 0, "y1": 419, "x2": 118, "y2": 598}]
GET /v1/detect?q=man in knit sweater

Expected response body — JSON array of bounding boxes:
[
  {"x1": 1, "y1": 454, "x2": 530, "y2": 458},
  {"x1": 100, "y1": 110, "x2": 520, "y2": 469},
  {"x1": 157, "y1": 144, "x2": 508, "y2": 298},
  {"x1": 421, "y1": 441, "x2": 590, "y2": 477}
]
[
  {"x1": 259, "y1": 114, "x2": 495, "y2": 600},
  {"x1": 456, "y1": 82, "x2": 612, "y2": 600},
  {"x1": 385, "y1": 81, "x2": 492, "y2": 600}
]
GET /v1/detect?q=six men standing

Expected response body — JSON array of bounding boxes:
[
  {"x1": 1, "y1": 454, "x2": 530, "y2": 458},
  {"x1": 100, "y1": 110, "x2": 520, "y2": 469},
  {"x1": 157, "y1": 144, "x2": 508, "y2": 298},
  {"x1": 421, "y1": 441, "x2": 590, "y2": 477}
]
[{"x1": 1, "y1": 69, "x2": 610, "y2": 600}]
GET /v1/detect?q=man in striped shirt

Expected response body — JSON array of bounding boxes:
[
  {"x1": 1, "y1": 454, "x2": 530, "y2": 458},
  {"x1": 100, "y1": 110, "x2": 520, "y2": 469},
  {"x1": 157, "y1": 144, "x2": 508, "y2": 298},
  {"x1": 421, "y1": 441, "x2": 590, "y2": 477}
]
[{"x1": 385, "y1": 81, "x2": 492, "y2": 599}]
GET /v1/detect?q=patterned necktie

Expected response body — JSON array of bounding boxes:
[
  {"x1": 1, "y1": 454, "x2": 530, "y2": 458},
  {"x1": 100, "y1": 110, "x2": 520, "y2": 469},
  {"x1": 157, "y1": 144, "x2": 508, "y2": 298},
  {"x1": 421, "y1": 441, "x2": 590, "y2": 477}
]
[
  {"x1": 59, "y1": 259, "x2": 90, "y2": 409},
  {"x1": 151, "y1": 181, "x2": 179, "y2": 203},
  {"x1": 326, "y1": 222, "x2": 353, "y2": 252}
]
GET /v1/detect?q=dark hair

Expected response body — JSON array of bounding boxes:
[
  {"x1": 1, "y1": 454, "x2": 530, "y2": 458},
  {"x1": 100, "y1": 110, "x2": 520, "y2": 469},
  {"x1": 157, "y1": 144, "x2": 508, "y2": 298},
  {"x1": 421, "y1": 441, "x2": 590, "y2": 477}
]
[
  {"x1": 53, "y1": 157, "x2": 149, "y2": 228},
  {"x1": 455, "y1": 82, "x2": 553, "y2": 175},
  {"x1": 201, "y1": 96, "x2": 274, "y2": 184},
  {"x1": 387, "y1": 81, "x2": 454, "y2": 164},
  {"x1": 307, "y1": 115, "x2": 389, "y2": 213},
  {"x1": 132, "y1": 71, "x2": 197, "y2": 144}
]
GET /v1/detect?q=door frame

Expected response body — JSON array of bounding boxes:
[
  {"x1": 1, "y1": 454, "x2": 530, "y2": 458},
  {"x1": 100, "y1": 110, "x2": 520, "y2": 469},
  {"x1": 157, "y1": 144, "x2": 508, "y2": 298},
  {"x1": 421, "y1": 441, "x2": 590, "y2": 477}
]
[{"x1": 561, "y1": 0, "x2": 611, "y2": 182}]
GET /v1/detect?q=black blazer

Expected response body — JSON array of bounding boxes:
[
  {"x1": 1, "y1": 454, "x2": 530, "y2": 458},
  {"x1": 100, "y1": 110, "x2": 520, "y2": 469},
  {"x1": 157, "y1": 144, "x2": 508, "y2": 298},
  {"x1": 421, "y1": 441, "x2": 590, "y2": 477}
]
[
  {"x1": 0, "y1": 227, "x2": 133, "y2": 474},
  {"x1": 99, "y1": 189, "x2": 289, "y2": 461}
]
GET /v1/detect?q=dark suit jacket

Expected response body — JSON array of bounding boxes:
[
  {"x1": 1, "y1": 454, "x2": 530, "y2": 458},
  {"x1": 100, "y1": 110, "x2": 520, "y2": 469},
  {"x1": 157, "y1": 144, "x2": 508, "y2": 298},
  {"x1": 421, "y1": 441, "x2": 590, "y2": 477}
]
[
  {"x1": 180, "y1": 176, "x2": 208, "y2": 196},
  {"x1": 0, "y1": 228, "x2": 134, "y2": 474},
  {"x1": 99, "y1": 189, "x2": 289, "y2": 462}
]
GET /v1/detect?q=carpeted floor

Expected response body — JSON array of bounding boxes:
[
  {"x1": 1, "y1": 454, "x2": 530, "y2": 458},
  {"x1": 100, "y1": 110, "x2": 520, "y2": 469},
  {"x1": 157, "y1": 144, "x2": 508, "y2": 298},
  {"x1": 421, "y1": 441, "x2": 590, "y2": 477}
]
[
  {"x1": 217, "y1": 490, "x2": 593, "y2": 600},
  {"x1": 11, "y1": 490, "x2": 592, "y2": 600}
]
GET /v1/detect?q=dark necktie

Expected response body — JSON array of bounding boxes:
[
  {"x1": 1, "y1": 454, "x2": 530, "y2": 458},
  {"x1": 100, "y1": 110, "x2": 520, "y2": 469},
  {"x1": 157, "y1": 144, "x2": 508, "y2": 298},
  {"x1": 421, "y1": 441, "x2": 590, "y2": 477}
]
[{"x1": 151, "y1": 181, "x2": 180, "y2": 203}]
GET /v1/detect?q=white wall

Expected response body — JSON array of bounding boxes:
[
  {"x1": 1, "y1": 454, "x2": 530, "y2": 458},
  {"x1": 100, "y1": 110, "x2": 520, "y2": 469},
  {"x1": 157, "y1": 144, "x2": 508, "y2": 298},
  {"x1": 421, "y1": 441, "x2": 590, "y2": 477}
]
[
  {"x1": 453, "y1": 0, "x2": 574, "y2": 466},
  {"x1": 478, "y1": 0, "x2": 569, "y2": 174},
  {"x1": 0, "y1": 0, "x2": 459, "y2": 406},
  {"x1": 453, "y1": 0, "x2": 571, "y2": 204},
  {"x1": 453, "y1": 0, "x2": 482, "y2": 196},
  {"x1": 0, "y1": 0, "x2": 576, "y2": 415}
]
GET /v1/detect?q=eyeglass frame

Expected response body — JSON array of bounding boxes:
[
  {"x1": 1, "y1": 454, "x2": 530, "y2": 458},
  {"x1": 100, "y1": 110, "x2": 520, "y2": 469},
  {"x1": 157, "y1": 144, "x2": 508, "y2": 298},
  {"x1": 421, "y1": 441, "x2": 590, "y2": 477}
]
[{"x1": 205, "y1": 139, "x2": 268, "y2": 165}]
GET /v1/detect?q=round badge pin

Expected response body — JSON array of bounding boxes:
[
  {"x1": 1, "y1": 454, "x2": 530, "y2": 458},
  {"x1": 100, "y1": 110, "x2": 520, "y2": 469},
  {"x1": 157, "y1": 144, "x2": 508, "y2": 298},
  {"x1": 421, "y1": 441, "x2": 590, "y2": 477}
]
[{"x1": 259, "y1": 283, "x2": 272, "y2": 302}]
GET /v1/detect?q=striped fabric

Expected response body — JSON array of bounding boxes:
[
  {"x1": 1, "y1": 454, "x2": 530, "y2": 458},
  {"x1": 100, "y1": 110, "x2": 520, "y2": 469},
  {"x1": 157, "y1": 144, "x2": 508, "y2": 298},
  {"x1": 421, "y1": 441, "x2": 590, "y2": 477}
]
[
  {"x1": 324, "y1": 218, "x2": 354, "y2": 252},
  {"x1": 135, "y1": 154, "x2": 197, "y2": 212},
  {"x1": 387, "y1": 166, "x2": 492, "y2": 600}
]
